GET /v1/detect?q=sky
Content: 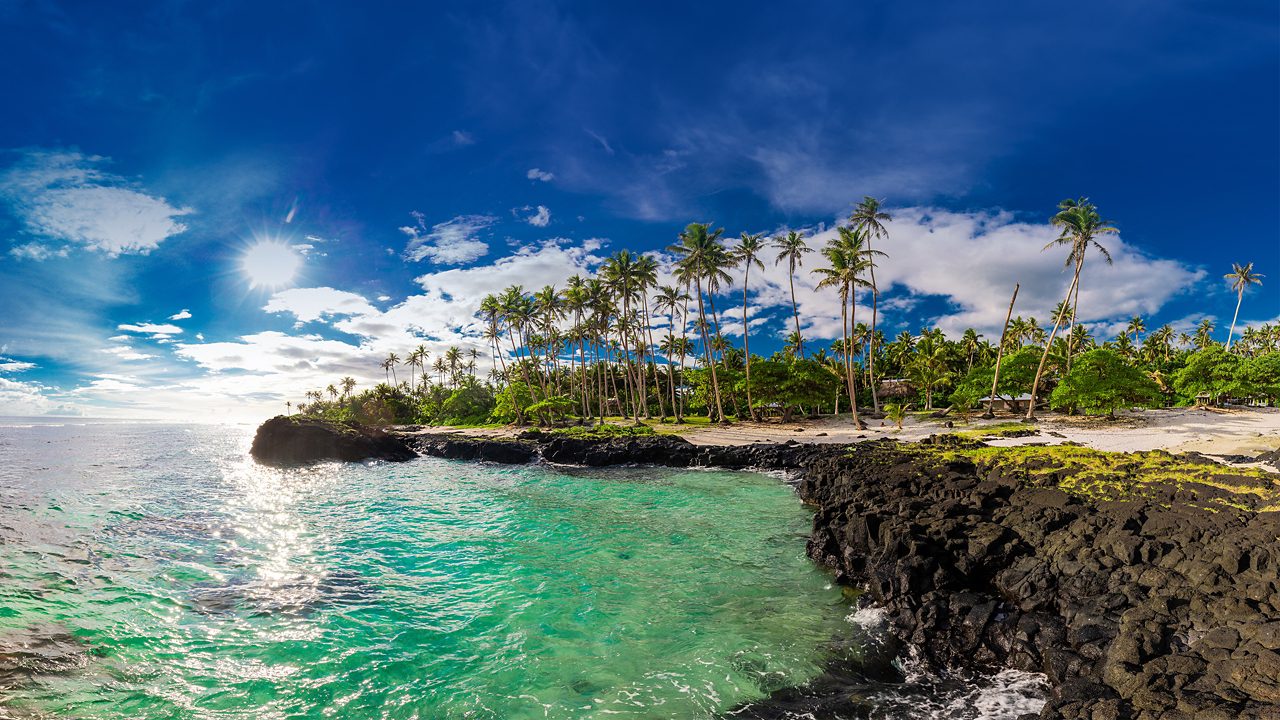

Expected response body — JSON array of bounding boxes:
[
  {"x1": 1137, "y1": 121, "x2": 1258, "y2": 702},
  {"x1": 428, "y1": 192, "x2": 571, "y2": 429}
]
[{"x1": 0, "y1": 0, "x2": 1277, "y2": 420}]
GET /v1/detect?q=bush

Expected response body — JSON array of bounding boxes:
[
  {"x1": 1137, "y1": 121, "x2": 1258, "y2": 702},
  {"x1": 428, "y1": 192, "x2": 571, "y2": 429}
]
[
  {"x1": 440, "y1": 383, "x2": 496, "y2": 424},
  {"x1": 1050, "y1": 349, "x2": 1161, "y2": 417}
]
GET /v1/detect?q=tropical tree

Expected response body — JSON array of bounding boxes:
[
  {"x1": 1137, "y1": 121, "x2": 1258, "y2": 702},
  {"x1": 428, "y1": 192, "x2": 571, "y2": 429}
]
[
  {"x1": 1225, "y1": 262, "x2": 1264, "y2": 350},
  {"x1": 670, "y1": 222, "x2": 733, "y2": 422},
  {"x1": 772, "y1": 230, "x2": 812, "y2": 358},
  {"x1": 382, "y1": 352, "x2": 400, "y2": 386},
  {"x1": 850, "y1": 196, "x2": 891, "y2": 413},
  {"x1": 813, "y1": 224, "x2": 878, "y2": 427},
  {"x1": 730, "y1": 232, "x2": 766, "y2": 420},
  {"x1": 1026, "y1": 198, "x2": 1117, "y2": 420}
]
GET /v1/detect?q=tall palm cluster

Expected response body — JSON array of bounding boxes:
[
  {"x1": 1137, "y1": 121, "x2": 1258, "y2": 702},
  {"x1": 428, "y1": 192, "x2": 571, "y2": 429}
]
[{"x1": 288, "y1": 196, "x2": 1276, "y2": 425}]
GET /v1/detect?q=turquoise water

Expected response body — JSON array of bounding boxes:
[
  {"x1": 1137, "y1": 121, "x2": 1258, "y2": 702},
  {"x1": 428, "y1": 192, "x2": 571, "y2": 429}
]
[{"x1": 0, "y1": 422, "x2": 851, "y2": 719}]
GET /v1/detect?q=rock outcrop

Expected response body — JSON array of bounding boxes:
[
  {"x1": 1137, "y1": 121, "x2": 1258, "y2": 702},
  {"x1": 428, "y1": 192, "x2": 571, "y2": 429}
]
[
  {"x1": 800, "y1": 442, "x2": 1280, "y2": 720},
  {"x1": 250, "y1": 416, "x2": 416, "y2": 466}
]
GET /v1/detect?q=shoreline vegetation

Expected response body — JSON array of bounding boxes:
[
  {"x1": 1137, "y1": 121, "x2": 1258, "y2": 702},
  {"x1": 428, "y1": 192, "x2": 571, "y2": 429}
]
[{"x1": 281, "y1": 197, "x2": 1276, "y2": 436}]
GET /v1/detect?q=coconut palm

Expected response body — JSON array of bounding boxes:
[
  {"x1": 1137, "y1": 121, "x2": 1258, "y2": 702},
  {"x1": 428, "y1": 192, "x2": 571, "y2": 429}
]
[
  {"x1": 1224, "y1": 262, "x2": 1264, "y2": 350},
  {"x1": 730, "y1": 232, "x2": 766, "y2": 420},
  {"x1": 654, "y1": 283, "x2": 692, "y2": 422},
  {"x1": 669, "y1": 223, "x2": 732, "y2": 423},
  {"x1": 813, "y1": 224, "x2": 878, "y2": 427},
  {"x1": 850, "y1": 197, "x2": 891, "y2": 413},
  {"x1": 1126, "y1": 316, "x2": 1146, "y2": 344},
  {"x1": 1194, "y1": 318, "x2": 1217, "y2": 350},
  {"x1": 382, "y1": 352, "x2": 400, "y2": 386},
  {"x1": 772, "y1": 230, "x2": 812, "y2": 358},
  {"x1": 1026, "y1": 198, "x2": 1117, "y2": 420}
]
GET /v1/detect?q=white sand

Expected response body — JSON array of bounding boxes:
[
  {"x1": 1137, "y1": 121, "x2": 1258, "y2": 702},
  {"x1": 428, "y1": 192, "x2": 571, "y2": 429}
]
[{"x1": 412, "y1": 407, "x2": 1280, "y2": 467}]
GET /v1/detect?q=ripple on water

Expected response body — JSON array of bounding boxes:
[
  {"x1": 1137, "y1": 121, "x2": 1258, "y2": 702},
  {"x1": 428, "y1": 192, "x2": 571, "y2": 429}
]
[{"x1": 0, "y1": 424, "x2": 855, "y2": 719}]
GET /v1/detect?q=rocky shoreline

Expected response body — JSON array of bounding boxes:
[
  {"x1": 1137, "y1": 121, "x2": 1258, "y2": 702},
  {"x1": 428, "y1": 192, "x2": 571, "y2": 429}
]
[{"x1": 250, "y1": 418, "x2": 1280, "y2": 719}]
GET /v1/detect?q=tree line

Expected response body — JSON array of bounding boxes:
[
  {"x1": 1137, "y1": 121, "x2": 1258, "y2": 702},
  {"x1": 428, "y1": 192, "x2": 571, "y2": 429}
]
[{"x1": 290, "y1": 198, "x2": 1275, "y2": 427}]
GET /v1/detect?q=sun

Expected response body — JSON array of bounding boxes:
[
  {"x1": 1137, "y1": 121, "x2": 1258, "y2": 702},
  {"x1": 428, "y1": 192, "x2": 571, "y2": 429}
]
[{"x1": 241, "y1": 240, "x2": 301, "y2": 289}]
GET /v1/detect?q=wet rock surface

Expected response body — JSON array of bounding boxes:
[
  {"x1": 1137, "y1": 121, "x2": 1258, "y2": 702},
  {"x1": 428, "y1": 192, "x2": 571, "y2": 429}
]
[
  {"x1": 398, "y1": 430, "x2": 1280, "y2": 719},
  {"x1": 250, "y1": 416, "x2": 416, "y2": 466}
]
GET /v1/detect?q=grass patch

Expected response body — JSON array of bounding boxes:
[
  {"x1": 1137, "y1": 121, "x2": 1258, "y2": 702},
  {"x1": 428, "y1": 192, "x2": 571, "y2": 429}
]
[
  {"x1": 916, "y1": 441, "x2": 1280, "y2": 513},
  {"x1": 545, "y1": 423, "x2": 656, "y2": 440},
  {"x1": 954, "y1": 422, "x2": 1038, "y2": 440}
]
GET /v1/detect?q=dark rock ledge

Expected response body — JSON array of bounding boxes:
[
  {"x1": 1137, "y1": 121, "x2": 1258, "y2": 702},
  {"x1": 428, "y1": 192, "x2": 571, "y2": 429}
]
[
  {"x1": 249, "y1": 415, "x2": 416, "y2": 466},
  {"x1": 253, "y1": 419, "x2": 1280, "y2": 719}
]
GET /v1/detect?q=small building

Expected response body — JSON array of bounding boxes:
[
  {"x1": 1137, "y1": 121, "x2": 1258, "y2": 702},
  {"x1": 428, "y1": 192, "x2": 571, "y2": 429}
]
[
  {"x1": 980, "y1": 393, "x2": 1035, "y2": 413},
  {"x1": 878, "y1": 378, "x2": 914, "y2": 399},
  {"x1": 1194, "y1": 392, "x2": 1213, "y2": 408}
]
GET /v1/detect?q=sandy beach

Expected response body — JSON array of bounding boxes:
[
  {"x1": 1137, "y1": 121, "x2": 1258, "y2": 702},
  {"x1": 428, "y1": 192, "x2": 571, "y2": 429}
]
[{"x1": 418, "y1": 407, "x2": 1280, "y2": 468}]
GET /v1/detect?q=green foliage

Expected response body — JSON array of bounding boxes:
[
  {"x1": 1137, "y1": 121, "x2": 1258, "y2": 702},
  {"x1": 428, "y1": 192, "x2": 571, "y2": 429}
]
[
  {"x1": 526, "y1": 395, "x2": 575, "y2": 425},
  {"x1": 744, "y1": 358, "x2": 840, "y2": 420},
  {"x1": 955, "y1": 346, "x2": 1042, "y2": 402},
  {"x1": 547, "y1": 423, "x2": 655, "y2": 439},
  {"x1": 440, "y1": 383, "x2": 496, "y2": 425},
  {"x1": 1244, "y1": 353, "x2": 1280, "y2": 403},
  {"x1": 1172, "y1": 346, "x2": 1253, "y2": 403},
  {"x1": 490, "y1": 381, "x2": 534, "y2": 424},
  {"x1": 1049, "y1": 349, "x2": 1161, "y2": 417},
  {"x1": 883, "y1": 403, "x2": 908, "y2": 430}
]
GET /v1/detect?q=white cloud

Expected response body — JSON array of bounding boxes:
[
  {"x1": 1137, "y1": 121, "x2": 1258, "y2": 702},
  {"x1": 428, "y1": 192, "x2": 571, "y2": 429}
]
[
  {"x1": 726, "y1": 207, "x2": 1204, "y2": 344},
  {"x1": 264, "y1": 287, "x2": 377, "y2": 323},
  {"x1": 451, "y1": 130, "x2": 475, "y2": 147},
  {"x1": 1, "y1": 150, "x2": 193, "y2": 257},
  {"x1": 0, "y1": 356, "x2": 36, "y2": 373},
  {"x1": 168, "y1": 309, "x2": 192, "y2": 320},
  {"x1": 521, "y1": 205, "x2": 551, "y2": 227},
  {"x1": 0, "y1": 375, "x2": 82, "y2": 416},
  {"x1": 117, "y1": 322, "x2": 183, "y2": 335},
  {"x1": 526, "y1": 168, "x2": 555, "y2": 182},
  {"x1": 102, "y1": 345, "x2": 156, "y2": 361},
  {"x1": 399, "y1": 212, "x2": 495, "y2": 264},
  {"x1": 9, "y1": 242, "x2": 69, "y2": 261}
]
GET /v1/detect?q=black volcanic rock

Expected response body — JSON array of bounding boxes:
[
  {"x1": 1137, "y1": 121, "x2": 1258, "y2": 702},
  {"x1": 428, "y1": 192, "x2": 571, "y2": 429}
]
[{"x1": 250, "y1": 416, "x2": 415, "y2": 466}]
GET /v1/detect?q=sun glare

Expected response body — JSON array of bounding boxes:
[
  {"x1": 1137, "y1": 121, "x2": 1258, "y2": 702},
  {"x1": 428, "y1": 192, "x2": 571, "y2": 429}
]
[{"x1": 242, "y1": 240, "x2": 301, "y2": 289}]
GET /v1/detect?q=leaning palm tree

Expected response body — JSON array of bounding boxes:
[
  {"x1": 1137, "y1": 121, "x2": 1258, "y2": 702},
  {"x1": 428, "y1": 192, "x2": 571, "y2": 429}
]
[
  {"x1": 772, "y1": 230, "x2": 812, "y2": 358},
  {"x1": 1224, "y1": 262, "x2": 1264, "y2": 351},
  {"x1": 850, "y1": 197, "x2": 891, "y2": 413},
  {"x1": 1026, "y1": 198, "x2": 1116, "y2": 421},
  {"x1": 730, "y1": 232, "x2": 766, "y2": 420},
  {"x1": 669, "y1": 222, "x2": 732, "y2": 423}
]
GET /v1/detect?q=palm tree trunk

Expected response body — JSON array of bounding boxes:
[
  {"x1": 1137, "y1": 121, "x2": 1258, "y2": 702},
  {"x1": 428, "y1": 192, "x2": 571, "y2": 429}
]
[
  {"x1": 1026, "y1": 272, "x2": 1081, "y2": 420},
  {"x1": 742, "y1": 269, "x2": 757, "y2": 421},
  {"x1": 984, "y1": 284, "x2": 1019, "y2": 419},
  {"x1": 848, "y1": 285, "x2": 862, "y2": 428},
  {"x1": 696, "y1": 280, "x2": 726, "y2": 423},
  {"x1": 867, "y1": 240, "x2": 880, "y2": 414},
  {"x1": 1227, "y1": 290, "x2": 1244, "y2": 350},
  {"x1": 789, "y1": 260, "x2": 803, "y2": 357},
  {"x1": 642, "y1": 295, "x2": 666, "y2": 420}
]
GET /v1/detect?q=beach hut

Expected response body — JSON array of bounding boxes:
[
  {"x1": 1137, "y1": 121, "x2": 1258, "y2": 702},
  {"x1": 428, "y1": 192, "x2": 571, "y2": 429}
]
[{"x1": 980, "y1": 393, "x2": 1036, "y2": 413}]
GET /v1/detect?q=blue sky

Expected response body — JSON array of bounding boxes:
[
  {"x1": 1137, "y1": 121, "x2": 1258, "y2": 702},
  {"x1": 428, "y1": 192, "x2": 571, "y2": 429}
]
[{"x1": 0, "y1": 0, "x2": 1276, "y2": 419}]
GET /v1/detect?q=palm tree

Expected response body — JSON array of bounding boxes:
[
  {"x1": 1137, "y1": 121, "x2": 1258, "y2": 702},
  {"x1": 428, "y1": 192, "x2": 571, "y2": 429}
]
[
  {"x1": 850, "y1": 197, "x2": 891, "y2": 413},
  {"x1": 669, "y1": 223, "x2": 732, "y2": 423},
  {"x1": 654, "y1": 284, "x2": 691, "y2": 422},
  {"x1": 960, "y1": 328, "x2": 983, "y2": 372},
  {"x1": 1126, "y1": 316, "x2": 1146, "y2": 344},
  {"x1": 1224, "y1": 262, "x2": 1264, "y2": 350},
  {"x1": 1194, "y1": 318, "x2": 1216, "y2": 350},
  {"x1": 730, "y1": 232, "x2": 766, "y2": 420},
  {"x1": 813, "y1": 224, "x2": 877, "y2": 428},
  {"x1": 772, "y1": 230, "x2": 812, "y2": 358},
  {"x1": 326, "y1": 384, "x2": 338, "y2": 402},
  {"x1": 340, "y1": 377, "x2": 356, "y2": 398},
  {"x1": 382, "y1": 352, "x2": 400, "y2": 386},
  {"x1": 1026, "y1": 198, "x2": 1116, "y2": 420}
]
